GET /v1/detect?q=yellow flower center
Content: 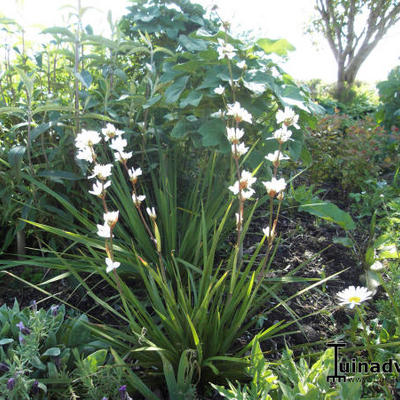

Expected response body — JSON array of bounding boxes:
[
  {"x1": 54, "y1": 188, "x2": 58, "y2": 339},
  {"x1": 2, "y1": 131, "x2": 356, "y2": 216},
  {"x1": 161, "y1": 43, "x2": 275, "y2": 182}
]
[{"x1": 349, "y1": 296, "x2": 361, "y2": 303}]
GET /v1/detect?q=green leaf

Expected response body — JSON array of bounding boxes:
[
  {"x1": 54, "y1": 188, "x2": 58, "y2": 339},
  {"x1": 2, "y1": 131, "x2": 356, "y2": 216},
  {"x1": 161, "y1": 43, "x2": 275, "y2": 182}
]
[
  {"x1": 84, "y1": 349, "x2": 107, "y2": 373},
  {"x1": 75, "y1": 70, "x2": 92, "y2": 89},
  {"x1": 8, "y1": 145, "x2": 26, "y2": 167},
  {"x1": 170, "y1": 120, "x2": 189, "y2": 139},
  {"x1": 37, "y1": 170, "x2": 81, "y2": 182},
  {"x1": 180, "y1": 90, "x2": 202, "y2": 108},
  {"x1": 198, "y1": 119, "x2": 227, "y2": 148},
  {"x1": 256, "y1": 38, "x2": 295, "y2": 56},
  {"x1": 179, "y1": 34, "x2": 207, "y2": 52},
  {"x1": 42, "y1": 347, "x2": 61, "y2": 357},
  {"x1": 42, "y1": 27, "x2": 75, "y2": 41},
  {"x1": 0, "y1": 338, "x2": 14, "y2": 345},
  {"x1": 143, "y1": 94, "x2": 162, "y2": 109},
  {"x1": 299, "y1": 201, "x2": 355, "y2": 230},
  {"x1": 165, "y1": 75, "x2": 189, "y2": 104}
]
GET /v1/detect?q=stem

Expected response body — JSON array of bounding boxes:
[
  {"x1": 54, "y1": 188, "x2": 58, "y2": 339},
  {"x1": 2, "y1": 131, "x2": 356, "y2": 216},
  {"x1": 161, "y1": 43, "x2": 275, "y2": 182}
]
[{"x1": 356, "y1": 305, "x2": 373, "y2": 361}]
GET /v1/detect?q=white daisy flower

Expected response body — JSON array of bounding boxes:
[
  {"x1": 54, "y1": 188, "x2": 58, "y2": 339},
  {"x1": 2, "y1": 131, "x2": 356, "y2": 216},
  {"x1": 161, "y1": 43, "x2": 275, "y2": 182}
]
[
  {"x1": 102, "y1": 123, "x2": 124, "y2": 141},
  {"x1": 114, "y1": 151, "x2": 133, "y2": 162},
  {"x1": 217, "y1": 38, "x2": 236, "y2": 60},
  {"x1": 104, "y1": 211, "x2": 119, "y2": 226},
  {"x1": 214, "y1": 85, "x2": 225, "y2": 95},
  {"x1": 231, "y1": 142, "x2": 249, "y2": 158},
  {"x1": 263, "y1": 177, "x2": 286, "y2": 197},
  {"x1": 132, "y1": 194, "x2": 146, "y2": 206},
  {"x1": 227, "y1": 102, "x2": 252, "y2": 124},
  {"x1": 89, "y1": 180, "x2": 111, "y2": 196},
  {"x1": 97, "y1": 222, "x2": 113, "y2": 238},
  {"x1": 76, "y1": 147, "x2": 94, "y2": 163},
  {"x1": 228, "y1": 170, "x2": 257, "y2": 196},
  {"x1": 273, "y1": 126, "x2": 292, "y2": 143},
  {"x1": 128, "y1": 167, "x2": 142, "y2": 183},
  {"x1": 105, "y1": 257, "x2": 120, "y2": 273},
  {"x1": 265, "y1": 150, "x2": 289, "y2": 165},
  {"x1": 109, "y1": 136, "x2": 127, "y2": 153},
  {"x1": 337, "y1": 286, "x2": 373, "y2": 309},
  {"x1": 75, "y1": 129, "x2": 102, "y2": 149},
  {"x1": 146, "y1": 207, "x2": 157, "y2": 219},
  {"x1": 276, "y1": 107, "x2": 300, "y2": 129},
  {"x1": 226, "y1": 127, "x2": 244, "y2": 144},
  {"x1": 89, "y1": 164, "x2": 113, "y2": 180},
  {"x1": 237, "y1": 60, "x2": 247, "y2": 69}
]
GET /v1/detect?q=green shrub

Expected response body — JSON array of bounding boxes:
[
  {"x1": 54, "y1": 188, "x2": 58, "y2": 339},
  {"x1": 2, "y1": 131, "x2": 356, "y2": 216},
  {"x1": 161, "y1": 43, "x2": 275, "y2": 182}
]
[{"x1": 377, "y1": 66, "x2": 400, "y2": 130}]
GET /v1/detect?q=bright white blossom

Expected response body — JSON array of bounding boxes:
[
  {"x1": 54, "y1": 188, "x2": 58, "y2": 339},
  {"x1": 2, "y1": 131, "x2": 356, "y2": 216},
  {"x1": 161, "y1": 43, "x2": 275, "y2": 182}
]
[
  {"x1": 105, "y1": 257, "x2": 120, "y2": 273},
  {"x1": 89, "y1": 180, "x2": 111, "y2": 196},
  {"x1": 276, "y1": 107, "x2": 299, "y2": 129},
  {"x1": 337, "y1": 286, "x2": 373, "y2": 309},
  {"x1": 265, "y1": 150, "x2": 289, "y2": 165},
  {"x1": 214, "y1": 85, "x2": 225, "y2": 95},
  {"x1": 77, "y1": 147, "x2": 94, "y2": 163},
  {"x1": 244, "y1": 82, "x2": 266, "y2": 95},
  {"x1": 263, "y1": 177, "x2": 286, "y2": 197},
  {"x1": 262, "y1": 227, "x2": 271, "y2": 237},
  {"x1": 97, "y1": 222, "x2": 113, "y2": 238},
  {"x1": 89, "y1": 164, "x2": 113, "y2": 180},
  {"x1": 227, "y1": 102, "x2": 252, "y2": 124},
  {"x1": 226, "y1": 127, "x2": 245, "y2": 144},
  {"x1": 104, "y1": 211, "x2": 119, "y2": 226},
  {"x1": 273, "y1": 126, "x2": 292, "y2": 143},
  {"x1": 217, "y1": 38, "x2": 236, "y2": 60},
  {"x1": 128, "y1": 167, "x2": 143, "y2": 182},
  {"x1": 132, "y1": 194, "x2": 146, "y2": 206},
  {"x1": 110, "y1": 136, "x2": 127, "y2": 153},
  {"x1": 370, "y1": 260, "x2": 384, "y2": 271},
  {"x1": 231, "y1": 142, "x2": 248, "y2": 158},
  {"x1": 146, "y1": 207, "x2": 157, "y2": 219},
  {"x1": 75, "y1": 129, "x2": 101, "y2": 149},
  {"x1": 229, "y1": 170, "x2": 256, "y2": 196},
  {"x1": 237, "y1": 60, "x2": 247, "y2": 69},
  {"x1": 102, "y1": 123, "x2": 124, "y2": 141},
  {"x1": 114, "y1": 151, "x2": 133, "y2": 162}
]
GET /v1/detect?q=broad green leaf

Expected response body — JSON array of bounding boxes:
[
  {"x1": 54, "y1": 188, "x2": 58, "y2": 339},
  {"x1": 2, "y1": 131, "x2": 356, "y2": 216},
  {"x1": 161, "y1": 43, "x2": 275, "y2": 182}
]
[
  {"x1": 37, "y1": 170, "x2": 81, "y2": 182},
  {"x1": 179, "y1": 34, "x2": 207, "y2": 52},
  {"x1": 299, "y1": 201, "x2": 355, "y2": 230},
  {"x1": 42, "y1": 347, "x2": 61, "y2": 357},
  {"x1": 256, "y1": 38, "x2": 295, "y2": 56},
  {"x1": 198, "y1": 119, "x2": 227, "y2": 148},
  {"x1": 180, "y1": 90, "x2": 202, "y2": 108},
  {"x1": 8, "y1": 145, "x2": 26, "y2": 167},
  {"x1": 165, "y1": 75, "x2": 189, "y2": 104},
  {"x1": 42, "y1": 27, "x2": 75, "y2": 41},
  {"x1": 170, "y1": 120, "x2": 189, "y2": 139}
]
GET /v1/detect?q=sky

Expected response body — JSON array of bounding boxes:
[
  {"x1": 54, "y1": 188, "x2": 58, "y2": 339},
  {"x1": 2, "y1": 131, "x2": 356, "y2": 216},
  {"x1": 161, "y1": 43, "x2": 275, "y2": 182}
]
[{"x1": 1, "y1": 0, "x2": 399, "y2": 84}]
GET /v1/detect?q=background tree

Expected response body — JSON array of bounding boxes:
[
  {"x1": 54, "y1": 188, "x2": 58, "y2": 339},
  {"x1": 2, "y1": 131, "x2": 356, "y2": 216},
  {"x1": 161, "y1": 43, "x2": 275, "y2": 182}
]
[{"x1": 312, "y1": 0, "x2": 400, "y2": 102}]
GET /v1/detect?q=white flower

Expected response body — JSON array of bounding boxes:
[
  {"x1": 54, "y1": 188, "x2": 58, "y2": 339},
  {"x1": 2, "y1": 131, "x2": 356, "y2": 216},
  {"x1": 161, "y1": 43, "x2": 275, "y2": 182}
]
[
  {"x1": 109, "y1": 136, "x2": 127, "y2": 153},
  {"x1": 226, "y1": 127, "x2": 244, "y2": 144},
  {"x1": 217, "y1": 38, "x2": 236, "y2": 60},
  {"x1": 89, "y1": 164, "x2": 113, "y2": 180},
  {"x1": 229, "y1": 170, "x2": 257, "y2": 197},
  {"x1": 102, "y1": 123, "x2": 124, "y2": 141},
  {"x1": 265, "y1": 150, "x2": 289, "y2": 164},
  {"x1": 132, "y1": 194, "x2": 146, "y2": 206},
  {"x1": 214, "y1": 85, "x2": 225, "y2": 95},
  {"x1": 262, "y1": 227, "x2": 271, "y2": 237},
  {"x1": 114, "y1": 151, "x2": 133, "y2": 162},
  {"x1": 76, "y1": 147, "x2": 94, "y2": 163},
  {"x1": 227, "y1": 102, "x2": 252, "y2": 124},
  {"x1": 105, "y1": 257, "x2": 120, "y2": 273},
  {"x1": 273, "y1": 126, "x2": 292, "y2": 143},
  {"x1": 75, "y1": 130, "x2": 101, "y2": 149},
  {"x1": 276, "y1": 107, "x2": 299, "y2": 129},
  {"x1": 237, "y1": 60, "x2": 247, "y2": 69},
  {"x1": 231, "y1": 142, "x2": 248, "y2": 158},
  {"x1": 263, "y1": 177, "x2": 286, "y2": 197},
  {"x1": 337, "y1": 286, "x2": 373, "y2": 309},
  {"x1": 210, "y1": 109, "x2": 225, "y2": 118},
  {"x1": 97, "y1": 222, "x2": 113, "y2": 238},
  {"x1": 89, "y1": 180, "x2": 111, "y2": 196},
  {"x1": 104, "y1": 211, "x2": 119, "y2": 226},
  {"x1": 128, "y1": 167, "x2": 142, "y2": 183},
  {"x1": 146, "y1": 207, "x2": 157, "y2": 219}
]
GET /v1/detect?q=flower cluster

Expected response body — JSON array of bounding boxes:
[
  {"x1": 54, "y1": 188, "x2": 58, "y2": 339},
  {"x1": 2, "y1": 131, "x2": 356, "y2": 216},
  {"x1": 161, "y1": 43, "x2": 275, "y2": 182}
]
[
  {"x1": 75, "y1": 124, "x2": 159, "y2": 274},
  {"x1": 216, "y1": 38, "x2": 236, "y2": 60}
]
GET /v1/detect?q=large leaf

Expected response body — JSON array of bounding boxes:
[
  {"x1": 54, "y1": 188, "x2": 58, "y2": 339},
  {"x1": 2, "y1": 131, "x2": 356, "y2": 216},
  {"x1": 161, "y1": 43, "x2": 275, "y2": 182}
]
[
  {"x1": 8, "y1": 146, "x2": 26, "y2": 167},
  {"x1": 299, "y1": 201, "x2": 355, "y2": 230},
  {"x1": 198, "y1": 119, "x2": 228, "y2": 149},
  {"x1": 256, "y1": 38, "x2": 295, "y2": 56},
  {"x1": 165, "y1": 75, "x2": 189, "y2": 104},
  {"x1": 179, "y1": 34, "x2": 207, "y2": 52}
]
